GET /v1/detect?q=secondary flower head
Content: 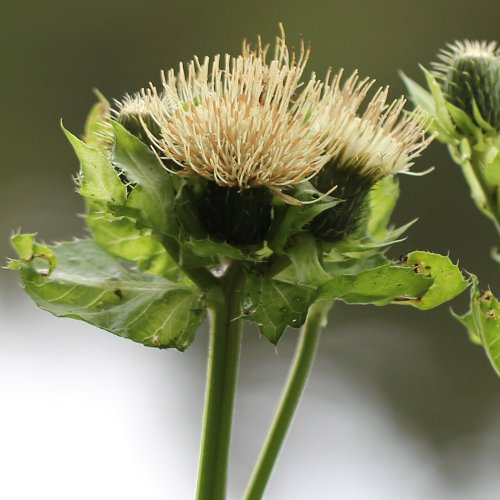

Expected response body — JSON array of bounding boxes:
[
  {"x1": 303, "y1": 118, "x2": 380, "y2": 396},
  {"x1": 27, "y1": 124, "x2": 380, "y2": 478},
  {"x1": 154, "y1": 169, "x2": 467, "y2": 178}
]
[
  {"x1": 321, "y1": 87, "x2": 432, "y2": 181},
  {"x1": 138, "y1": 27, "x2": 367, "y2": 195},
  {"x1": 432, "y1": 40, "x2": 500, "y2": 128},
  {"x1": 310, "y1": 86, "x2": 432, "y2": 242}
]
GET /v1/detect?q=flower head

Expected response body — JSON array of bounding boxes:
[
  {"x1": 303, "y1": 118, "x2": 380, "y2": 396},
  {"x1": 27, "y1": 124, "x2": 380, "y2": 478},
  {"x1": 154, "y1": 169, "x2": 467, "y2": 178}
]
[
  {"x1": 432, "y1": 40, "x2": 500, "y2": 127},
  {"x1": 323, "y1": 87, "x2": 432, "y2": 181},
  {"x1": 310, "y1": 85, "x2": 432, "y2": 242},
  {"x1": 139, "y1": 27, "x2": 365, "y2": 195}
]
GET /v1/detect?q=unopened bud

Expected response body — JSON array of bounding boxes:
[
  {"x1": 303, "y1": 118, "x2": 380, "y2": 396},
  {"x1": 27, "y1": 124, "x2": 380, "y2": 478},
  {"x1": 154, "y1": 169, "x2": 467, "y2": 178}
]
[{"x1": 433, "y1": 41, "x2": 500, "y2": 128}]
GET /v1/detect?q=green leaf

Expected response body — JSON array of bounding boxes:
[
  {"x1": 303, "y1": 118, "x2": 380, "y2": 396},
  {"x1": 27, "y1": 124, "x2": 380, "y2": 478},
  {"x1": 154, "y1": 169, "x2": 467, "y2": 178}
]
[
  {"x1": 111, "y1": 122, "x2": 177, "y2": 236},
  {"x1": 242, "y1": 272, "x2": 316, "y2": 344},
  {"x1": 403, "y1": 251, "x2": 468, "y2": 310},
  {"x1": 287, "y1": 232, "x2": 331, "y2": 284},
  {"x1": 183, "y1": 238, "x2": 256, "y2": 262},
  {"x1": 268, "y1": 181, "x2": 340, "y2": 254},
  {"x1": 8, "y1": 233, "x2": 56, "y2": 274},
  {"x1": 453, "y1": 276, "x2": 500, "y2": 376},
  {"x1": 86, "y1": 212, "x2": 179, "y2": 278},
  {"x1": 365, "y1": 176, "x2": 400, "y2": 240},
  {"x1": 400, "y1": 72, "x2": 436, "y2": 116},
  {"x1": 318, "y1": 263, "x2": 432, "y2": 305},
  {"x1": 83, "y1": 96, "x2": 112, "y2": 152},
  {"x1": 452, "y1": 309, "x2": 482, "y2": 345},
  {"x1": 421, "y1": 67, "x2": 456, "y2": 137},
  {"x1": 10, "y1": 237, "x2": 205, "y2": 350},
  {"x1": 63, "y1": 126, "x2": 126, "y2": 206}
]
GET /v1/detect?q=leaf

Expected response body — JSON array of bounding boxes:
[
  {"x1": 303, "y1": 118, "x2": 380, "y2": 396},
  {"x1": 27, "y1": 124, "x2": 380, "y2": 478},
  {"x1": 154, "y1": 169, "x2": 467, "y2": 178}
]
[
  {"x1": 242, "y1": 272, "x2": 316, "y2": 344},
  {"x1": 86, "y1": 212, "x2": 179, "y2": 278},
  {"x1": 10, "y1": 237, "x2": 205, "y2": 350},
  {"x1": 446, "y1": 102, "x2": 479, "y2": 137},
  {"x1": 401, "y1": 69, "x2": 456, "y2": 143},
  {"x1": 8, "y1": 233, "x2": 56, "y2": 274},
  {"x1": 403, "y1": 251, "x2": 468, "y2": 310},
  {"x1": 421, "y1": 67, "x2": 456, "y2": 138},
  {"x1": 400, "y1": 72, "x2": 436, "y2": 116},
  {"x1": 183, "y1": 238, "x2": 256, "y2": 262},
  {"x1": 287, "y1": 232, "x2": 331, "y2": 284},
  {"x1": 453, "y1": 276, "x2": 500, "y2": 376},
  {"x1": 84, "y1": 97, "x2": 112, "y2": 152},
  {"x1": 318, "y1": 263, "x2": 432, "y2": 305},
  {"x1": 63, "y1": 126, "x2": 126, "y2": 206},
  {"x1": 268, "y1": 181, "x2": 340, "y2": 254},
  {"x1": 452, "y1": 309, "x2": 482, "y2": 346},
  {"x1": 365, "y1": 176, "x2": 400, "y2": 240},
  {"x1": 111, "y1": 122, "x2": 177, "y2": 236}
]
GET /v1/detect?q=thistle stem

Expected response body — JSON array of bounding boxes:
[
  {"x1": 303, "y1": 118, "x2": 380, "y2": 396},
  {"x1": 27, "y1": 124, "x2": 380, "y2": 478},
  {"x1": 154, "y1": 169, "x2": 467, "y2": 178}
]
[
  {"x1": 243, "y1": 299, "x2": 333, "y2": 500},
  {"x1": 196, "y1": 263, "x2": 245, "y2": 500}
]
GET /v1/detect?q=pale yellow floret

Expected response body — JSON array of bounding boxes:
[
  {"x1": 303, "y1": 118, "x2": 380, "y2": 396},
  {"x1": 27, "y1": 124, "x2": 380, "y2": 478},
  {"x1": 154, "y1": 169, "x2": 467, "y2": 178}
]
[
  {"x1": 323, "y1": 87, "x2": 433, "y2": 179},
  {"x1": 132, "y1": 26, "x2": 432, "y2": 195}
]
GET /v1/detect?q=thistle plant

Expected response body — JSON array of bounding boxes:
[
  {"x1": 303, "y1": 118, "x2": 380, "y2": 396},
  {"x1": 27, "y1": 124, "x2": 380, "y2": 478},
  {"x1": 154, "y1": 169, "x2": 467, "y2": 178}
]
[
  {"x1": 8, "y1": 27, "x2": 483, "y2": 499},
  {"x1": 401, "y1": 40, "x2": 500, "y2": 379}
]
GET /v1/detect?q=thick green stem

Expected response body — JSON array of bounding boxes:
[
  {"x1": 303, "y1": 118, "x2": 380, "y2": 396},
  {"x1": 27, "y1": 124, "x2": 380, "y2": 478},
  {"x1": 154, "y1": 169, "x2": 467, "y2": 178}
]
[
  {"x1": 196, "y1": 263, "x2": 245, "y2": 500},
  {"x1": 243, "y1": 299, "x2": 333, "y2": 500}
]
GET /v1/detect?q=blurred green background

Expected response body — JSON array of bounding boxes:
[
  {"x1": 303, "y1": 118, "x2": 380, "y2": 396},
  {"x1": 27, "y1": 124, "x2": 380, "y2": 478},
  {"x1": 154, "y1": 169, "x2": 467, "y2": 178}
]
[{"x1": 1, "y1": 1, "x2": 499, "y2": 499}]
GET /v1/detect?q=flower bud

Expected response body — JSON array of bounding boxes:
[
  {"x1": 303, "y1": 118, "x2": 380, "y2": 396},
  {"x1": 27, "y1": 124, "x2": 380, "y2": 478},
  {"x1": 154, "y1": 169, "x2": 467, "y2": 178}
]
[
  {"x1": 433, "y1": 41, "x2": 500, "y2": 128},
  {"x1": 115, "y1": 94, "x2": 162, "y2": 145},
  {"x1": 310, "y1": 164, "x2": 374, "y2": 241}
]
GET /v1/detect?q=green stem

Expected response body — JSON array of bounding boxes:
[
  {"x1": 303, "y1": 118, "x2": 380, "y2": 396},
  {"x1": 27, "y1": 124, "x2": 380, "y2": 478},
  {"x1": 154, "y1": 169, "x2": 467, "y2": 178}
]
[
  {"x1": 196, "y1": 263, "x2": 245, "y2": 500},
  {"x1": 243, "y1": 299, "x2": 333, "y2": 500}
]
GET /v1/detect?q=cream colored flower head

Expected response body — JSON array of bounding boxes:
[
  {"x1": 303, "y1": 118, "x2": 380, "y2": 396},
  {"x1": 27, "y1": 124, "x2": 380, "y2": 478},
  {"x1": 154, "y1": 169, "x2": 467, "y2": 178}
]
[
  {"x1": 135, "y1": 26, "x2": 432, "y2": 196},
  {"x1": 322, "y1": 87, "x2": 433, "y2": 180},
  {"x1": 138, "y1": 27, "x2": 371, "y2": 194}
]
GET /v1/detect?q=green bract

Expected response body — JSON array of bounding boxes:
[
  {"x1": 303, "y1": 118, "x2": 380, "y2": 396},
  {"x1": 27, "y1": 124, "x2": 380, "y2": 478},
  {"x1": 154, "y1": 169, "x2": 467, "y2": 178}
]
[{"x1": 6, "y1": 102, "x2": 469, "y2": 350}]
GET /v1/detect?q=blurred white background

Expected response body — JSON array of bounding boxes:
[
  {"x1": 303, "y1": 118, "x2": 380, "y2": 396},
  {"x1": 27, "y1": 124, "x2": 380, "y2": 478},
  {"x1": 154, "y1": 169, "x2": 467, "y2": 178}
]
[{"x1": 2, "y1": 275, "x2": 500, "y2": 499}]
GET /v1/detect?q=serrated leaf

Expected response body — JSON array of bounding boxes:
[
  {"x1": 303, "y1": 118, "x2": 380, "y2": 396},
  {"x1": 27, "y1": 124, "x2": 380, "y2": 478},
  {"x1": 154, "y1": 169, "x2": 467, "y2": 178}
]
[
  {"x1": 446, "y1": 102, "x2": 479, "y2": 137},
  {"x1": 10, "y1": 237, "x2": 205, "y2": 350},
  {"x1": 403, "y1": 251, "x2": 468, "y2": 310},
  {"x1": 454, "y1": 276, "x2": 500, "y2": 376},
  {"x1": 318, "y1": 264, "x2": 432, "y2": 305},
  {"x1": 242, "y1": 272, "x2": 316, "y2": 344},
  {"x1": 63, "y1": 126, "x2": 126, "y2": 205},
  {"x1": 111, "y1": 122, "x2": 177, "y2": 236},
  {"x1": 10, "y1": 233, "x2": 57, "y2": 274}
]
